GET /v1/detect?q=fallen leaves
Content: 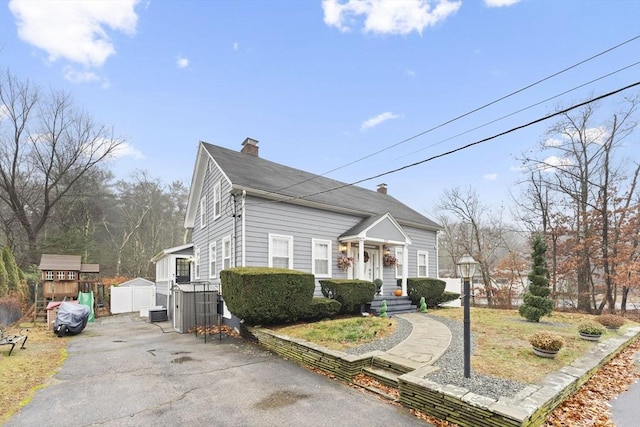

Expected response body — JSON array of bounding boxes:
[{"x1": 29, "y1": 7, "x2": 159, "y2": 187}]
[
  {"x1": 189, "y1": 324, "x2": 241, "y2": 338},
  {"x1": 545, "y1": 336, "x2": 640, "y2": 426}
]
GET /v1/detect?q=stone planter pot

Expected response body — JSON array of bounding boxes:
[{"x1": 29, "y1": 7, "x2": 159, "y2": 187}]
[
  {"x1": 579, "y1": 332, "x2": 602, "y2": 341},
  {"x1": 532, "y1": 346, "x2": 559, "y2": 358}
]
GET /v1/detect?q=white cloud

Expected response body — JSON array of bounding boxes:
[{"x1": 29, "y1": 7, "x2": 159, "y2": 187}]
[
  {"x1": 233, "y1": 42, "x2": 239, "y2": 51},
  {"x1": 361, "y1": 112, "x2": 401, "y2": 130},
  {"x1": 111, "y1": 142, "x2": 145, "y2": 160},
  {"x1": 484, "y1": 0, "x2": 521, "y2": 7},
  {"x1": 322, "y1": 0, "x2": 462, "y2": 35},
  {"x1": 176, "y1": 56, "x2": 189, "y2": 69},
  {"x1": 540, "y1": 155, "x2": 573, "y2": 172},
  {"x1": 8, "y1": 0, "x2": 140, "y2": 68},
  {"x1": 483, "y1": 173, "x2": 498, "y2": 181},
  {"x1": 406, "y1": 69, "x2": 416, "y2": 77}
]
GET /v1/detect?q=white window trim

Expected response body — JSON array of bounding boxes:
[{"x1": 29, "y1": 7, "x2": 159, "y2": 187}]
[
  {"x1": 209, "y1": 242, "x2": 217, "y2": 279},
  {"x1": 268, "y1": 233, "x2": 293, "y2": 269},
  {"x1": 312, "y1": 238, "x2": 332, "y2": 278},
  {"x1": 213, "y1": 181, "x2": 221, "y2": 220},
  {"x1": 417, "y1": 250, "x2": 429, "y2": 277},
  {"x1": 68, "y1": 271, "x2": 75, "y2": 280},
  {"x1": 57, "y1": 271, "x2": 65, "y2": 280},
  {"x1": 222, "y1": 236, "x2": 232, "y2": 270},
  {"x1": 194, "y1": 247, "x2": 201, "y2": 279},
  {"x1": 200, "y1": 196, "x2": 207, "y2": 228},
  {"x1": 46, "y1": 271, "x2": 54, "y2": 280},
  {"x1": 395, "y1": 247, "x2": 404, "y2": 279}
]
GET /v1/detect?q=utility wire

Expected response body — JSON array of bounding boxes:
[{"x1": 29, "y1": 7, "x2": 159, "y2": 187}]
[
  {"x1": 270, "y1": 35, "x2": 640, "y2": 194},
  {"x1": 386, "y1": 62, "x2": 640, "y2": 164},
  {"x1": 247, "y1": 81, "x2": 639, "y2": 207}
]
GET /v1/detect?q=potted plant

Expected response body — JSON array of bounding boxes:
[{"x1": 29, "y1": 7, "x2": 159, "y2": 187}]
[
  {"x1": 373, "y1": 278, "x2": 383, "y2": 296},
  {"x1": 596, "y1": 314, "x2": 626, "y2": 330},
  {"x1": 337, "y1": 255, "x2": 353, "y2": 271},
  {"x1": 383, "y1": 253, "x2": 398, "y2": 268},
  {"x1": 529, "y1": 330, "x2": 564, "y2": 358},
  {"x1": 577, "y1": 322, "x2": 605, "y2": 341}
]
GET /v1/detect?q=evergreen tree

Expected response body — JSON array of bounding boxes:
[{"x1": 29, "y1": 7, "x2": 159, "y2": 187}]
[
  {"x1": 519, "y1": 233, "x2": 554, "y2": 322},
  {"x1": 0, "y1": 256, "x2": 8, "y2": 297},
  {"x1": 2, "y1": 246, "x2": 19, "y2": 293}
]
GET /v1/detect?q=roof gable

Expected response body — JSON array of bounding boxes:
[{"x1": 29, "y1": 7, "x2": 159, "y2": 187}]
[
  {"x1": 340, "y1": 213, "x2": 412, "y2": 244},
  {"x1": 184, "y1": 141, "x2": 442, "y2": 230},
  {"x1": 39, "y1": 254, "x2": 81, "y2": 271}
]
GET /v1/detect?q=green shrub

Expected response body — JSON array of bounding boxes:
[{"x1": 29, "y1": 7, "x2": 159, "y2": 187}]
[
  {"x1": 301, "y1": 298, "x2": 341, "y2": 321},
  {"x1": 320, "y1": 279, "x2": 376, "y2": 314},
  {"x1": 437, "y1": 291, "x2": 460, "y2": 306},
  {"x1": 379, "y1": 300, "x2": 388, "y2": 318},
  {"x1": 577, "y1": 322, "x2": 605, "y2": 336},
  {"x1": 519, "y1": 233, "x2": 554, "y2": 322},
  {"x1": 220, "y1": 267, "x2": 314, "y2": 325},
  {"x1": 399, "y1": 278, "x2": 446, "y2": 307}
]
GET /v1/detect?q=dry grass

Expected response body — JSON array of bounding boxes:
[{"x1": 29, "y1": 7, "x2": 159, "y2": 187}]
[
  {"x1": 270, "y1": 316, "x2": 397, "y2": 351},
  {"x1": 429, "y1": 307, "x2": 638, "y2": 383},
  {"x1": 0, "y1": 322, "x2": 67, "y2": 424}
]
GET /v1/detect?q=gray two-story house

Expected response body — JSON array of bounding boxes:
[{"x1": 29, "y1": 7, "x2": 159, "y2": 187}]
[{"x1": 183, "y1": 138, "x2": 441, "y2": 321}]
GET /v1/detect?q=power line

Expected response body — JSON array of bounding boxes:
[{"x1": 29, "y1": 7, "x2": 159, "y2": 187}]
[
  {"x1": 387, "y1": 62, "x2": 640, "y2": 164},
  {"x1": 248, "y1": 81, "x2": 639, "y2": 206},
  {"x1": 270, "y1": 35, "x2": 640, "y2": 194}
]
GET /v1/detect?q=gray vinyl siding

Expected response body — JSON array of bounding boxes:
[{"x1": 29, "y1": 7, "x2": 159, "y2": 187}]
[
  {"x1": 402, "y1": 225, "x2": 438, "y2": 278},
  {"x1": 192, "y1": 160, "x2": 235, "y2": 281},
  {"x1": 244, "y1": 196, "x2": 359, "y2": 275}
]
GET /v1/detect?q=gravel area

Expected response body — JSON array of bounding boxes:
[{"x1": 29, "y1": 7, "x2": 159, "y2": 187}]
[
  {"x1": 345, "y1": 313, "x2": 526, "y2": 401},
  {"x1": 425, "y1": 315, "x2": 526, "y2": 400}
]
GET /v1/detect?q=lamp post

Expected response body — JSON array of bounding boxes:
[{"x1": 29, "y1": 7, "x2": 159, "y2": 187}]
[{"x1": 457, "y1": 254, "x2": 477, "y2": 379}]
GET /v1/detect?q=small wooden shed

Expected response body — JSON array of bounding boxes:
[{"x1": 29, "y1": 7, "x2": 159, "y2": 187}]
[{"x1": 171, "y1": 282, "x2": 219, "y2": 333}]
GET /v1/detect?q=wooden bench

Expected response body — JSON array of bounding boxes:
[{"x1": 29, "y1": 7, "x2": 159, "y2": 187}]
[{"x1": 0, "y1": 328, "x2": 28, "y2": 356}]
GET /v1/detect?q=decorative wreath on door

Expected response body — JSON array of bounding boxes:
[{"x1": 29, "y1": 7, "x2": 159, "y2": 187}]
[{"x1": 363, "y1": 251, "x2": 369, "y2": 263}]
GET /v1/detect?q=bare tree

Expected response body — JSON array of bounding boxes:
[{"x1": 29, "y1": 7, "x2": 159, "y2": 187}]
[
  {"x1": 519, "y1": 94, "x2": 639, "y2": 313},
  {"x1": 0, "y1": 69, "x2": 123, "y2": 265},
  {"x1": 436, "y1": 186, "x2": 508, "y2": 306}
]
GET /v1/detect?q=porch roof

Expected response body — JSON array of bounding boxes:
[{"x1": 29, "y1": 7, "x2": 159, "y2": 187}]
[{"x1": 339, "y1": 212, "x2": 411, "y2": 245}]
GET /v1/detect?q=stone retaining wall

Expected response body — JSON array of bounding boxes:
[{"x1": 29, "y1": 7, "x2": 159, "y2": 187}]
[{"x1": 246, "y1": 325, "x2": 640, "y2": 427}]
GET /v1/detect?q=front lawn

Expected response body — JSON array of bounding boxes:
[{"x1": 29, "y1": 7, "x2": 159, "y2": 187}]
[{"x1": 271, "y1": 307, "x2": 638, "y2": 384}]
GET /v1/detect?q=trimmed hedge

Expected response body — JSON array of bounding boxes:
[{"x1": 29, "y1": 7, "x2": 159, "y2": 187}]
[
  {"x1": 319, "y1": 279, "x2": 376, "y2": 314},
  {"x1": 301, "y1": 297, "x2": 342, "y2": 321},
  {"x1": 399, "y1": 277, "x2": 447, "y2": 308},
  {"x1": 438, "y1": 291, "x2": 460, "y2": 306},
  {"x1": 220, "y1": 267, "x2": 314, "y2": 325}
]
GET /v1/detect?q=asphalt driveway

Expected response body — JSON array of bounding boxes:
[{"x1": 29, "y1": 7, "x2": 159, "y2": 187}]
[{"x1": 6, "y1": 315, "x2": 429, "y2": 427}]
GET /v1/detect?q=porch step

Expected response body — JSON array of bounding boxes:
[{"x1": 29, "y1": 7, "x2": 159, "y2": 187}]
[
  {"x1": 370, "y1": 296, "x2": 416, "y2": 316},
  {"x1": 362, "y1": 366, "x2": 400, "y2": 388},
  {"x1": 352, "y1": 373, "x2": 399, "y2": 402}
]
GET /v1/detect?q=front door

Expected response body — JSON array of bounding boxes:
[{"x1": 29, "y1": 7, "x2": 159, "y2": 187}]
[{"x1": 354, "y1": 248, "x2": 382, "y2": 282}]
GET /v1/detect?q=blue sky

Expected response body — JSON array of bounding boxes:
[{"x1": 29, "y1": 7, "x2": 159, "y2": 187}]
[{"x1": 1, "y1": 0, "x2": 639, "y2": 219}]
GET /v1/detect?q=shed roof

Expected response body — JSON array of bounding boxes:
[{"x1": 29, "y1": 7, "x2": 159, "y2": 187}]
[{"x1": 39, "y1": 254, "x2": 100, "y2": 273}]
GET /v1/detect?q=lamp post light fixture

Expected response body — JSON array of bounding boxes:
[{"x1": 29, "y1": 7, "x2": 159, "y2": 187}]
[{"x1": 457, "y1": 254, "x2": 477, "y2": 379}]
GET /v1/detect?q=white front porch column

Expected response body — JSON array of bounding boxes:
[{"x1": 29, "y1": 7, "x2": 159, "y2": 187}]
[
  {"x1": 402, "y1": 244, "x2": 409, "y2": 295},
  {"x1": 358, "y1": 240, "x2": 365, "y2": 280}
]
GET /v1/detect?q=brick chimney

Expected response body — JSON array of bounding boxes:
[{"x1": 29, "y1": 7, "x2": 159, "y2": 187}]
[
  {"x1": 377, "y1": 183, "x2": 387, "y2": 194},
  {"x1": 241, "y1": 137, "x2": 259, "y2": 156}
]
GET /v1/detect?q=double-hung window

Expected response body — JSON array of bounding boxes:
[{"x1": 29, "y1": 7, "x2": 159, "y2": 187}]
[
  {"x1": 417, "y1": 251, "x2": 429, "y2": 277},
  {"x1": 213, "y1": 181, "x2": 221, "y2": 220},
  {"x1": 209, "y1": 242, "x2": 217, "y2": 279},
  {"x1": 194, "y1": 247, "x2": 201, "y2": 279},
  {"x1": 200, "y1": 196, "x2": 207, "y2": 228},
  {"x1": 222, "y1": 236, "x2": 232, "y2": 269},
  {"x1": 395, "y1": 247, "x2": 404, "y2": 278},
  {"x1": 269, "y1": 234, "x2": 293, "y2": 269},
  {"x1": 312, "y1": 239, "x2": 331, "y2": 278}
]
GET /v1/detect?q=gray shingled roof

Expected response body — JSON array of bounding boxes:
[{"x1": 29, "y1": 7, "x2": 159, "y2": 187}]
[{"x1": 202, "y1": 142, "x2": 441, "y2": 230}]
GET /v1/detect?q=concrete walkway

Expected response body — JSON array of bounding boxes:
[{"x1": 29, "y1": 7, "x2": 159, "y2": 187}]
[{"x1": 380, "y1": 313, "x2": 451, "y2": 370}]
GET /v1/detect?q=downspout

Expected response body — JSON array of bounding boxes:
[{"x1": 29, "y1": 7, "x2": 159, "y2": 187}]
[
  {"x1": 436, "y1": 230, "x2": 440, "y2": 278},
  {"x1": 241, "y1": 190, "x2": 246, "y2": 267}
]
